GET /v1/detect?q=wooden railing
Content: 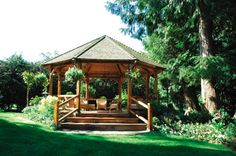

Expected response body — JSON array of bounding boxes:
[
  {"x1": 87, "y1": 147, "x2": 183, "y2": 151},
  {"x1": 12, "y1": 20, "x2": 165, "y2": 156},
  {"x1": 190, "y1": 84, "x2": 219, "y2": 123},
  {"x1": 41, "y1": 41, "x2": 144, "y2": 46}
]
[
  {"x1": 54, "y1": 94, "x2": 79, "y2": 127},
  {"x1": 130, "y1": 96, "x2": 152, "y2": 130}
]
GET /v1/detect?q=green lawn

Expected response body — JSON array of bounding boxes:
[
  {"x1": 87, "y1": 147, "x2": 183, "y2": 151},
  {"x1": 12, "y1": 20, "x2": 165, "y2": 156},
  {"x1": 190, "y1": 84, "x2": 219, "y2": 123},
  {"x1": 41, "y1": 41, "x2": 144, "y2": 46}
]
[{"x1": 0, "y1": 112, "x2": 235, "y2": 156}]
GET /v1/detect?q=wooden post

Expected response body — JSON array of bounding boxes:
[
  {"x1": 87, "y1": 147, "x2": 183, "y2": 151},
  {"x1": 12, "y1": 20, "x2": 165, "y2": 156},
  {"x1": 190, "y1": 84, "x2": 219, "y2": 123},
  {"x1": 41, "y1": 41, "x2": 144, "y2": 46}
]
[
  {"x1": 145, "y1": 74, "x2": 150, "y2": 101},
  {"x1": 76, "y1": 80, "x2": 81, "y2": 112},
  {"x1": 118, "y1": 78, "x2": 123, "y2": 111},
  {"x1": 147, "y1": 103, "x2": 152, "y2": 131},
  {"x1": 54, "y1": 101, "x2": 59, "y2": 128},
  {"x1": 127, "y1": 78, "x2": 132, "y2": 112},
  {"x1": 49, "y1": 71, "x2": 53, "y2": 96},
  {"x1": 154, "y1": 72, "x2": 158, "y2": 102},
  {"x1": 85, "y1": 77, "x2": 89, "y2": 99},
  {"x1": 76, "y1": 63, "x2": 82, "y2": 113},
  {"x1": 57, "y1": 69, "x2": 61, "y2": 96}
]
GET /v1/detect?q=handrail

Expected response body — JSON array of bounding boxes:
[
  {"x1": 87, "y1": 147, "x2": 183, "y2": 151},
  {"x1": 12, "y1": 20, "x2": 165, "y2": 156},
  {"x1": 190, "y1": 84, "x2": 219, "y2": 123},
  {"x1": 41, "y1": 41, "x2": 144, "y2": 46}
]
[
  {"x1": 130, "y1": 96, "x2": 152, "y2": 131},
  {"x1": 54, "y1": 94, "x2": 80, "y2": 127},
  {"x1": 59, "y1": 95, "x2": 78, "y2": 107},
  {"x1": 59, "y1": 108, "x2": 78, "y2": 122},
  {"x1": 58, "y1": 95, "x2": 75, "y2": 98},
  {"x1": 130, "y1": 96, "x2": 148, "y2": 109},
  {"x1": 130, "y1": 110, "x2": 148, "y2": 124}
]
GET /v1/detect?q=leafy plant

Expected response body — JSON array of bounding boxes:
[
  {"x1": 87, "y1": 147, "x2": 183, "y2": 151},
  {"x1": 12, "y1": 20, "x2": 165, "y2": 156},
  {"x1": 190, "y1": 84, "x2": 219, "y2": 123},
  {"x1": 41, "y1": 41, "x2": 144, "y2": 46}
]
[
  {"x1": 127, "y1": 69, "x2": 141, "y2": 81},
  {"x1": 65, "y1": 67, "x2": 84, "y2": 82},
  {"x1": 23, "y1": 96, "x2": 58, "y2": 127},
  {"x1": 34, "y1": 73, "x2": 49, "y2": 92},
  {"x1": 29, "y1": 96, "x2": 43, "y2": 106},
  {"x1": 22, "y1": 71, "x2": 36, "y2": 106}
]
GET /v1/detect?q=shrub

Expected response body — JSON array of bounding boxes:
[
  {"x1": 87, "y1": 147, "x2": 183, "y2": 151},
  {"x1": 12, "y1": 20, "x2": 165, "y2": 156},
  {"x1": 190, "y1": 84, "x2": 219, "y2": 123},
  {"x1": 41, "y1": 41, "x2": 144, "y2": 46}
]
[
  {"x1": 29, "y1": 96, "x2": 43, "y2": 105},
  {"x1": 23, "y1": 96, "x2": 58, "y2": 128},
  {"x1": 225, "y1": 123, "x2": 236, "y2": 139}
]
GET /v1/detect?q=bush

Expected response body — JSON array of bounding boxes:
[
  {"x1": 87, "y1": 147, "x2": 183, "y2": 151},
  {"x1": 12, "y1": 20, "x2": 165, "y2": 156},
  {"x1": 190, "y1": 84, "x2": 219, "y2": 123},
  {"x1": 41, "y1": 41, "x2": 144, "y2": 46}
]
[
  {"x1": 225, "y1": 123, "x2": 236, "y2": 139},
  {"x1": 29, "y1": 96, "x2": 43, "y2": 106},
  {"x1": 153, "y1": 116, "x2": 236, "y2": 144},
  {"x1": 23, "y1": 96, "x2": 57, "y2": 128}
]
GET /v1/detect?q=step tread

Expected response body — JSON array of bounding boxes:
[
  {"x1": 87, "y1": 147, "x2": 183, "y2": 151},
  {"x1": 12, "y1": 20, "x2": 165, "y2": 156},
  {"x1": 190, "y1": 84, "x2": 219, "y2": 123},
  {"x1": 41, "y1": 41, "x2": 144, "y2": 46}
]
[
  {"x1": 79, "y1": 112, "x2": 131, "y2": 117},
  {"x1": 67, "y1": 117, "x2": 137, "y2": 119},
  {"x1": 61, "y1": 122, "x2": 146, "y2": 125}
]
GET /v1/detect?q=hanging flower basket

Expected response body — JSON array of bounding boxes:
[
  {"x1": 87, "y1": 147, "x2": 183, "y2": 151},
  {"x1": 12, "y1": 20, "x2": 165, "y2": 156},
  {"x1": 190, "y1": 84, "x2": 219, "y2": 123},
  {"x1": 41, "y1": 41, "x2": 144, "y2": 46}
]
[
  {"x1": 126, "y1": 69, "x2": 141, "y2": 81},
  {"x1": 65, "y1": 67, "x2": 84, "y2": 82}
]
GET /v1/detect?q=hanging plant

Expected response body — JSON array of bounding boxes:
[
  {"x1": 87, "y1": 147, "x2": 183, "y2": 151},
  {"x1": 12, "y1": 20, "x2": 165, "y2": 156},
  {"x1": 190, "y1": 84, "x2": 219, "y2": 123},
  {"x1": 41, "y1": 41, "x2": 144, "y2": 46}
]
[
  {"x1": 126, "y1": 69, "x2": 141, "y2": 81},
  {"x1": 65, "y1": 67, "x2": 84, "y2": 82}
]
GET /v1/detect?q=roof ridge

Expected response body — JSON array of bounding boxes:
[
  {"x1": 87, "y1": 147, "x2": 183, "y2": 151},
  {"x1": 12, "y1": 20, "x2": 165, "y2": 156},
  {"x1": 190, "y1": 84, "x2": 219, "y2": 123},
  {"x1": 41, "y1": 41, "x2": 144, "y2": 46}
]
[
  {"x1": 42, "y1": 35, "x2": 105, "y2": 65},
  {"x1": 107, "y1": 36, "x2": 137, "y2": 60},
  {"x1": 73, "y1": 35, "x2": 106, "y2": 59},
  {"x1": 107, "y1": 36, "x2": 165, "y2": 69}
]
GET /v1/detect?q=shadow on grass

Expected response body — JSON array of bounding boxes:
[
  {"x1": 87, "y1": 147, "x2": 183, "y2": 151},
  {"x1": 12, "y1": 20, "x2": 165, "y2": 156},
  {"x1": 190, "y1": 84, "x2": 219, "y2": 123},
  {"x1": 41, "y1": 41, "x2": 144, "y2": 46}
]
[{"x1": 0, "y1": 117, "x2": 235, "y2": 156}]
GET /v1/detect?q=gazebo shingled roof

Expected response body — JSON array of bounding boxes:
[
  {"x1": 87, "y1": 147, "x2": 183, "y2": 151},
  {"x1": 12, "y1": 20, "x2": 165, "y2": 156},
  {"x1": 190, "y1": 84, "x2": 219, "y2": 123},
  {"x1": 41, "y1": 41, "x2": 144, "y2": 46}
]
[{"x1": 42, "y1": 35, "x2": 164, "y2": 70}]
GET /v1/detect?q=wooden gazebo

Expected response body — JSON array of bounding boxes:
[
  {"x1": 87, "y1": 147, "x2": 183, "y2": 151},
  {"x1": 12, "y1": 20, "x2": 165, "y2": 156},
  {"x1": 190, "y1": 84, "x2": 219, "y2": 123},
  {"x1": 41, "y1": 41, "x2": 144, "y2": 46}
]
[{"x1": 42, "y1": 35, "x2": 164, "y2": 131}]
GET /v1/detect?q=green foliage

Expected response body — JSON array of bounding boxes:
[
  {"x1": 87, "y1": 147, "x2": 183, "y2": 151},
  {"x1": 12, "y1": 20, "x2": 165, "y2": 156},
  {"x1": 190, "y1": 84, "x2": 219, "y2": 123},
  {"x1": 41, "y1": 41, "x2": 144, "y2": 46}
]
[
  {"x1": 65, "y1": 91, "x2": 74, "y2": 95},
  {"x1": 90, "y1": 79, "x2": 118, "y2": 99},
  {"x1": 154, "y1": 120, "x2": 236, "y2": 144},
  {"x1": 65, "y1": 67, "x2": 84, "y2": 83},
  {"x1": 34, "y1": 73, "x2": 49, "y2": 91},
  {"x1": 106, "y1": 0, "x2": 236, "y2": 113},
  {"x1": 127, "y1": 69, "x2": 141, "y2": 81},
  {"x1": 81, "y1": 83, "x2": 96, "y2": 98},
  {"x1": 22, "y1": 71, "x2": 36, "y2": 89},
  {"x1": 0, "y1": 54, "x2": 30, "y2": 111},
  {"x1": 29, "y1": 96, "x2": 43, "y2": 106},
  {"x1": 22, "y1": 71, "x2": 49, "y2": 106},
  {"x1": 23, "y1": 96, "x2": 57, "y2": 127}
]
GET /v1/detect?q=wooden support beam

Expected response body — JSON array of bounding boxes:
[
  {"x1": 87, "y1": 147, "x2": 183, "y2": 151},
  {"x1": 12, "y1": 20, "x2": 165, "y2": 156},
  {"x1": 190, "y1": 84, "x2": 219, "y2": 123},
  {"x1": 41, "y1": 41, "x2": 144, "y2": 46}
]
[
  {"x1": 54, "y1": 101, "x2": 59, "y2": 128},
  {"x1": 154, "y1": 71, "x2": 158, "y2": 103},
  {"x1": 86, "y1": 64, "x2": 92, "y2": 73},
  {"x1": 57, "y1": 69, "x2": 62, "y2": 96},
  {"x1": 49, "y1": 68, "x2": 55, "y2": 96},
  {"x1": 118, "y1": 78, "x2": 123, "y2": 111},
  {"x1": 116, "y1": 64, "x2": 123, "y2": 76},
  {"x1": 145, "y1": 74, "x2": 150, "y2": 101},
  {"x1": 76, "y1": 63, "x2": 82, "y2": 113},
  {"x1": 118, "y1": 79, "x2": 123, "y2": 99},
  {"x1": 147, "y1": 103, "x2": 152, "y2": 130},
  {"x1": 85, "y1": 77, "x2": 89, "y2": 99},
  {"x1": 127, "y1": 78, "x2": 132, "y2": 112}
]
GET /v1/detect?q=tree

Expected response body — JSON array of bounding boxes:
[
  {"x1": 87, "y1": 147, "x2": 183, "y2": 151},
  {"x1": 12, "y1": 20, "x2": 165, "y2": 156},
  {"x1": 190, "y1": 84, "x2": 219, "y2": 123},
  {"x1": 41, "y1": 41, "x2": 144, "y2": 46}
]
[
  {"x1": 0, "y1": 54, "x2": 29, "y2": 111},
  {"x1": 22, "y1": 71, "x2": 36, "y2": 106},
  {"x1": 106, "y1": 0, "x2": 236, "y2": 114},
  {"x1": 106, "y1": 0, "x2": 202, "y2": 112},
  {"x1": 198, "y1": 0, "x2": 218, "y2": 113}
]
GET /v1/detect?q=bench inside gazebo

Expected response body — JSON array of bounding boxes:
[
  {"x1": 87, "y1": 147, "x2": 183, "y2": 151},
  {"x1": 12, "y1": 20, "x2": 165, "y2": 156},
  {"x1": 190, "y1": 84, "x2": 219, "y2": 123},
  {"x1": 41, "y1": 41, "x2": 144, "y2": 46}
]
[{"x1": 42, "y1": 35, "x2": 164, "y2": 131}]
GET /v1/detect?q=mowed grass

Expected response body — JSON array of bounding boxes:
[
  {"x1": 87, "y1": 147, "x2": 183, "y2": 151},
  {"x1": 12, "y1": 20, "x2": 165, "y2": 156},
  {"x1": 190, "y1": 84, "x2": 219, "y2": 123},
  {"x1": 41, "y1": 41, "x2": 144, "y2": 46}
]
[{"x1": 0, "y1": 112, "x2": 235, "y2": 156}]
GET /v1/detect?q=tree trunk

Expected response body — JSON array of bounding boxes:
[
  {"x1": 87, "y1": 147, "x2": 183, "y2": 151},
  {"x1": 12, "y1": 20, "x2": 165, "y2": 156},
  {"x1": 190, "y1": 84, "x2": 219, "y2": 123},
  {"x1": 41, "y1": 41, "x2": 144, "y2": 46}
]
[
  {"x1": 183, "y1": 86, "x2": 201, "y2": 112},
  {"x1": 198, "y1": 0, "x2": 219, "y2": 114},
  {"x1": 26, "y1": 87, "x2": 29, "y2": 107}
]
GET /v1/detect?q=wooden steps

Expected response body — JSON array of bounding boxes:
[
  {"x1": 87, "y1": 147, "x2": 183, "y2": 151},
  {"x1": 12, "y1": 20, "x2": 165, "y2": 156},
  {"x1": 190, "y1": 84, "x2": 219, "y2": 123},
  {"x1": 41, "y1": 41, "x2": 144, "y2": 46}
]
[
  {"x1": 58, "y1": 111, "x2": 147, "y2": 131},
  {"x1": 79, "y1": 112, "x2": 130, "y2": 117},
  {"x1": 65, "y1": 117, "x2": 139, "y2": 123},
  {"x1": 60, "y1": 122, "x2": 146, "y2": 131}
]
